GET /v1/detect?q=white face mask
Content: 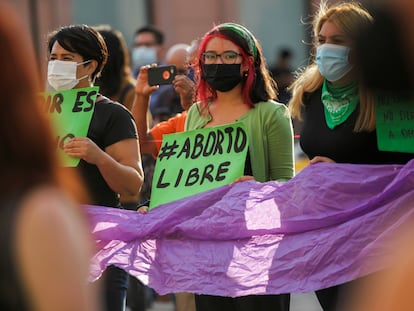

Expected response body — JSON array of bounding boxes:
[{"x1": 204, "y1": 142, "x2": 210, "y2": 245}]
[
  {"x1": 131, "y1": 46, "x2": 157, "y2": 70},
  {"x1": 47, "y1": 60, "x2": 90, "y2": 91},
  {"x1": 316, "y1": 43, "x2": 353, "y2": 82}
]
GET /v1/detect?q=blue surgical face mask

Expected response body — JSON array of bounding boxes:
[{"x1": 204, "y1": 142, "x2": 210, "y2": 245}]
[
  {"x1": 316, "y1": 43, "x2": 353, "y2": 82},
  {"x1": 131, "y1": 46, "x2": 157, "y2": 70}
]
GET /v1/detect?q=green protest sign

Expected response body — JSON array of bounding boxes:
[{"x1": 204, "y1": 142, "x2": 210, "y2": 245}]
[
  {"x1": 38, "y1": 87, "x2": 99, "y2": 166},
  {"x1": 376, "y1": 96, "x2": 414, "y2": 153},
  {"x1": 150, "y1": 122, "x2": 249, "y2": 209}
]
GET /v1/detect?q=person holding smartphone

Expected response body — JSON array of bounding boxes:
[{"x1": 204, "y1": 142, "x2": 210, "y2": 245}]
[
  {"x1": 131, "y1": 40, "x2": 200, "y2": 311},
  {"x1": 149, "y1": 43, "x2": 194, "y2": 124},
  {"x1": 132, "y1": 39, "x2": 200, "y2": 159}
]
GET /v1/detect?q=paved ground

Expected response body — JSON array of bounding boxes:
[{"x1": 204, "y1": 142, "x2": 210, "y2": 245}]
[
  {"x1": 291, "y1": 293, "x2": 323, "y2": 311},
  {"x1": 142, "y1": 292, "x2": 322, "y2": 311}
]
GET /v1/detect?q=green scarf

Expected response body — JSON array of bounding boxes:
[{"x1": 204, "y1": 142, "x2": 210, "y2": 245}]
[{"x1": 321, "y1": 80, "x2": 359, "y2": 129}]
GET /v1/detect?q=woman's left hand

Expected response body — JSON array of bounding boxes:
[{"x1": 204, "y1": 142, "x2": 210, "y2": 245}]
[
  {"x1": 231, "y1": 175, "x2": 255, "y2": 184},
  {"x1": 63, "y1": 137, "x2": 103, "y2": 164}
]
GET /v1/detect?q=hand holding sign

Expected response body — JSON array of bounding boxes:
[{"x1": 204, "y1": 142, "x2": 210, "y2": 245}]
[
  {"x1": 63, "y1": 137, "x2": 103, "y2": 165},
  {"x1": 39, "y1": 87, "x2": 98, "y2": 166}
]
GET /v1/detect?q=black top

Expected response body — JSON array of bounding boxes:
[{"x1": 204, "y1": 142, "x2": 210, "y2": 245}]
[
  {"x1": 300, "y1": 87, "x2": 412, "y2": 164},
  {"x1": 76, "y1": 96, "x2": 137, "y2": 207},
  {"x1": 0, "y1": 193, "x2": 30, "y2": 310}
]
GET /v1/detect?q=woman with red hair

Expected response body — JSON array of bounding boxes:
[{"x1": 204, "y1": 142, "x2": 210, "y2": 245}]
[{"x1": 185, "y1": 22, "x2": 294, "y2": 311}]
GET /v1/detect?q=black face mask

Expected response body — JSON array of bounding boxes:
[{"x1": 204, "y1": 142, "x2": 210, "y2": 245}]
[{"x1": 202, "y1": 64, "x2": 242, "y2": 92}]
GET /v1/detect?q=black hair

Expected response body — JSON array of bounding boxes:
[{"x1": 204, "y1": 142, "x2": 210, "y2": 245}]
[
  {"x1": 197, "y1": 23, "x2": 277, "y2": 108},
  {"x1": 47, "y1": 24, "x2": 108, "y2": 81},
  {"x1": 94, "y1": 25, "x2": 131, "y2": 97},
  {"x1": 214, "y1": 26, "x2": 276, "y2": 104},
  {"x1": 134, "y1": 25, "x2": 164, "y2": 45}
]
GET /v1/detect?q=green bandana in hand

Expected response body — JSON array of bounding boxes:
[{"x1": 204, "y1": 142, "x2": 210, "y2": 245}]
[{"x1": 321, "y1": 80, "x2": 359, "y2": 129}]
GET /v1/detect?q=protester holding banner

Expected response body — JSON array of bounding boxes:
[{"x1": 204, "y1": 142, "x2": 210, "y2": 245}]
[
  {"x1": 288, "y1": 2, "x2": 413, "y2": 310},
  {"x1": 47, "y1": 24, "x2": 144, "y2": 311},
  {"x1": 185, "y1": 22, "x2": 294, "y2": 311},
  {"x1": 0, "y1": 4, "x2": 101, "y2": 310}
]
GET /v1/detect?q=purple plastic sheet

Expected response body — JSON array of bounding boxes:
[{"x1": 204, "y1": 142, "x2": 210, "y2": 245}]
[{"x1": 86, "y1": 160, "x2": 414, "y2": 297}]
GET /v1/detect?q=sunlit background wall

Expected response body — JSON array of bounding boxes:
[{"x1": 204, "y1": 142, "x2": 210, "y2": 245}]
[{"x1": 6, "y1": 0, "x2": 375, "y2": 79}]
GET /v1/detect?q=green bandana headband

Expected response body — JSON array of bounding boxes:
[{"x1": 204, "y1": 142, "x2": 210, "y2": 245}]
[{"x1": 217, "y1": 22, "x2": 258, "y2": 60}]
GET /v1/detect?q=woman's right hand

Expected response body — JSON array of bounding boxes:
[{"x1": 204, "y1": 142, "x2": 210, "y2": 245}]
[
  {"x1": 137, "y1": 205, "x2": 149, "y2": 214},
  {"x1": 135, "y1": 65, "x2": 159, "y2": 97}
]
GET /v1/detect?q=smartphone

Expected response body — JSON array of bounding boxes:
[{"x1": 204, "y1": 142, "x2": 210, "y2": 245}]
[{"x1": 148, "y1": 65, "x2": 177, "y2": 86}]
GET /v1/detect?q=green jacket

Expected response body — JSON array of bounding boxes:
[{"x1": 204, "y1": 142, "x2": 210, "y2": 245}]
[{"x1": 185, "y1": 100, "x2": 294, "y2": 182}]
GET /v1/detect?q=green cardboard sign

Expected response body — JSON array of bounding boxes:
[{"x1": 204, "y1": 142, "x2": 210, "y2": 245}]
[
  {"x1": 38, "y1": 87, "x2": 99, "y2": 166},
  {"x1": 376, "y1": 96, "x2": 414, "y2": 153},
  {"x1": 150, "y1": 122, "x2": 249, "y2": 209}
]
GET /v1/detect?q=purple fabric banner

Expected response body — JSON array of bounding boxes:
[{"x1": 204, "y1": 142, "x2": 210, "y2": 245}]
[{"x1": 86, "y1": 160, "x2": 414, "y2": 297}]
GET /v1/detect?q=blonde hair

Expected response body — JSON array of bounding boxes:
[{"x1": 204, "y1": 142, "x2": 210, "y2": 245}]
[{"x1": 289, "y1": 1, "x2": 375, "y2": 132}]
